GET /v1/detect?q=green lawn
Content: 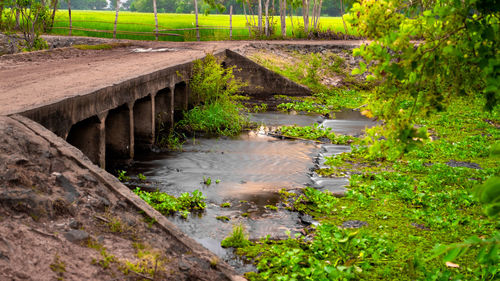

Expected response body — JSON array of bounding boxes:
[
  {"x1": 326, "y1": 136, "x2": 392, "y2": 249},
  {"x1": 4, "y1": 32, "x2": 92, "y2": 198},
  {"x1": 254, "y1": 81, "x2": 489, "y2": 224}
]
[{"x1": 49, "y1": 10, "x2": 355, "y2": 41}]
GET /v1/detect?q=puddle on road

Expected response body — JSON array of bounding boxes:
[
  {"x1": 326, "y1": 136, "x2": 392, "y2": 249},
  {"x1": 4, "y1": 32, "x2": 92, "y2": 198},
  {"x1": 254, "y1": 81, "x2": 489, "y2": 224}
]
[{"x1": 126, "y1": 110, "x2": 376, "y2": 273}]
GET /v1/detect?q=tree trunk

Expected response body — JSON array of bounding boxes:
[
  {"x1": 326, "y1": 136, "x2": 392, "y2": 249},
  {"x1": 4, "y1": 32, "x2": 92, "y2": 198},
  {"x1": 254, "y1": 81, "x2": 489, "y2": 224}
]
[
  {"x1": 302, "y1": 0, "x2": 309, "y2": 34},
  {"x1": 113, "y1": 0, "x2": 119, "y2": 39},
  {"x1": 280, "y1": 0, "x2": 286, "y2": 37},
  {"x1": 264, "y1": 0, "x2": 270, "y2": 36},
  {"x1": 15, "y1": 8, "x2": 20, "y2": 30},
  {"x1": 242, "y1": 1, "x2": 251, "y2": 36},
  {"x1": 153, "y1": 0, "x2": 159, "y2": 40},
  {"x1": 194, "y1": 0, "x2": 199, "y2": 41},
  {"x1": 317, "y1": 0, "x2": 322, "y2": 28},
  {"x1": 0, "y1": 4, "x2": 4, "y2": 28},
  {"x1": 50, "y1": 0, "x2": 58, "y2": 29},
  {"x1": 289, "y1": 4, "x2": 294, "y2": 36},
  {"x1": 67, "y1": 0, "x2": 72, "y2": 36},
  {"x1": 258, "y1": 0, "x2": 262, "y2": 33},
  {"x1": 311, "y1": 0, "x2": 322, "y2": 29},
  {"x1": 340, "y1": 0, "x2": 348, "y2": 37}
]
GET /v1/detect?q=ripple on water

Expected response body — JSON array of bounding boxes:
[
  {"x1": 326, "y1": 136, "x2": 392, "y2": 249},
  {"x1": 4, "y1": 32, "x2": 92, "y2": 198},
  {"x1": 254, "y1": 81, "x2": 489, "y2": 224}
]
[{"x1": 127, "y1": 110, "x2": 375, "y2": 274}]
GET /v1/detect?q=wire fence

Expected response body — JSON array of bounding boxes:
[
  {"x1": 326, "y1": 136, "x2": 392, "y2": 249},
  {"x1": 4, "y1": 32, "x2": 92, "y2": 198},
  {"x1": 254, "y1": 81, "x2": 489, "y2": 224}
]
[{"x1": 50, "y1": 16, "x2": 252, "y2": 41}]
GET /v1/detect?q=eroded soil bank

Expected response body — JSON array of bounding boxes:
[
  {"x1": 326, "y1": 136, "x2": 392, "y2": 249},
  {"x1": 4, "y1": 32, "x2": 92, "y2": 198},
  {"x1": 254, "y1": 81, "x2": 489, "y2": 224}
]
[{"x1": 0, "y1": 115, "x2": 241, "y2": 280}]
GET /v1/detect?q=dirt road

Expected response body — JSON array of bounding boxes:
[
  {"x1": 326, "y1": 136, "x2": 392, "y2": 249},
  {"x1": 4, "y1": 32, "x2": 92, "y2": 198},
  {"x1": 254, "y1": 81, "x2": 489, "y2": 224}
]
[{"x1": 0, "y1": 38, "x2": 364, "y2": 115}]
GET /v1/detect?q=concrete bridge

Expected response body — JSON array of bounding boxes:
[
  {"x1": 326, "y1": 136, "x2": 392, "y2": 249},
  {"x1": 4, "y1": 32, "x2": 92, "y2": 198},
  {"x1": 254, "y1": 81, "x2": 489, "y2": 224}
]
[
  {"x1": 10, "y1": 46, "x2": 312, "y2": 169},
  {"x1": 0, "y1": 39, "x2": 364, "y2": 279}
]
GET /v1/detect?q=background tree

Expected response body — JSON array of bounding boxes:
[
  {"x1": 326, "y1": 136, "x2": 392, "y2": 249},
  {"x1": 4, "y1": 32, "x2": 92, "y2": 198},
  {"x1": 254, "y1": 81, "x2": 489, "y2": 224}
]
[{"x1": 14, "y1": 0, "x2": 50, "y2": 49}]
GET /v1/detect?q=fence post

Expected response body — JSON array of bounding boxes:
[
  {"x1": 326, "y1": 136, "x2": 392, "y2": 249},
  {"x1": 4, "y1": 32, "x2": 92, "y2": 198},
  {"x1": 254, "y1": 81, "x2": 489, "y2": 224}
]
[
  {"x1": 68, "y1": 0, "x2": 72, "y2": 36},
  {"x1": 113, "y1": 0, "x2": 119, "y2": 39},
  {"x1": 229, "y1": 5, "x2": 233, "y2": 40},
  {"x1": 153, "y1": 0, "x2": 159, "y2": 40},
  {"x1": 195, "y1": 0, "x2": 200, "y2": 41}
]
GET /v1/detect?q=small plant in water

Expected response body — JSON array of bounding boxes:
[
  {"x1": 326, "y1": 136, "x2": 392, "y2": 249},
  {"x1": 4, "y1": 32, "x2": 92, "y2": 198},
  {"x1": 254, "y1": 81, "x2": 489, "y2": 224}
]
[
  {"x1": 221, "y1": 224, "x2": 252, "y2": 248},
  {"x1": 265, "y1": 204, "x2": 278, "y2": 211},
  {"x1": 203, "y1": 176, "x2": 212, "y2": 186},
  {"x1": 117, "y1": 170, "x2": 130, "y2": 182},
  {"x1": 216, "y1": 216, "x2": 230, "y2": 222},
  {"x1": 252, "y1": 103, "x2": 268, "y2": 113},
  {"x1": 220, "y1": 202, "x2": 231, "y2": 208},
  {"x1": 133, "y1": 187, "x2": 206, "y2": 217},
  {"x1": 137, "y1": 173, "x2": 147, "y2": 181}
]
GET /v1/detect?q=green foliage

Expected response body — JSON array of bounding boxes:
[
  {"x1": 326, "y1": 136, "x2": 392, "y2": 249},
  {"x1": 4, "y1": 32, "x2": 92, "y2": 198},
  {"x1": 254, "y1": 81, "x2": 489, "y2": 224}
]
[
  {"x1": 137, "y1": 173, "x2": 147, "y2": 181},
  {"x1": 220, "y1": 202, "x2": 231, "y2": 208},
  {"x1": 203, "y1": 176, "x2": 211, "y2": 185},
  {"x1": 7, "y1": 0, "x2": 50, "y2": 51},
  {"x1": 251, "y1": 103, "x2": 268, "y2": 113},
  {"x1": 133, "y1": 187, "x2": 206, "y2": 217},
  {"x1": 475, "y1": 143, "x2": 500, "y2": 217},
  {"x1": 240, "y1": 226, "x2": 393, "y2": 281},
  {"x1": 348, "y1": 0, "x2": 500, "y2": 158},
  {"x1": 288, "y1": 187, "x2": 341, "y2": 215},
  {"x1": 180, "y1": 101, "x2": 248, "y2": 136},
  {"x1": 189, "y1": 53, "x2": 244, "y2": 104},
  {"x1": 155, "y1": 114, "x2": 185, "y2": 151},
  {"x1": 117, "y1": 170, "x2": 130, "y2": 182},
  {"x1": 250, "y1": 50, "x2": 368, "y2": 94},
  {"x1": 72, "y1": 43, "x2": 131, "y2": 50},
  {"x1": 280, "y1": 124, "x2": 356, "y2": 144},
  {"x1": 264, "y1": 204, "x2": 278, "y2": 211},
  {"x1": 178, "y1": 54, "x2": 248, "y2": 136},
  {"x1": 50, "y1": 254, "x2": 66, "y2": 280},
  {"x1": 216, "y1": 215, "x2": 230, "y2": 222},
  {"x1": 240, "y1": 95, "x2": 499, "y2": 280},
  {"x1": 221, "y1": 224, "x2": 252, "y2": 248}
]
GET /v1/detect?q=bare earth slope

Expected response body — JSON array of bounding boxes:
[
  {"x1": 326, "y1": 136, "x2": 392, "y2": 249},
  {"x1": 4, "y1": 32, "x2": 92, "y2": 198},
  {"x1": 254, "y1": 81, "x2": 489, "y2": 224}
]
[{"x1": 0, "y1": 114, "x2": 241, "y2": 280}]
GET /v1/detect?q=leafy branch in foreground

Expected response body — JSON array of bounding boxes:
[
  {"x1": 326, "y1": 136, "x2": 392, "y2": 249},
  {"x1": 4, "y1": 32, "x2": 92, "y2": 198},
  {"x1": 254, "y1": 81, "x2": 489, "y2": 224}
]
[
  {"x1": 430, "y1": 144, "x2": 499, "y2": 279},
  {"x1": 348, "y1": 0, "x2": 499, "y2": 159}
]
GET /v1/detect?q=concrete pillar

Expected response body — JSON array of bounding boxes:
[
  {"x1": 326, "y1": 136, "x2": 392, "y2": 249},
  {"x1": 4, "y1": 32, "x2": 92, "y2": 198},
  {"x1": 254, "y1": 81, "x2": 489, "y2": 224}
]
[
  {"x1": 128, "y1": 102, "x2": 135, "y2": 159},
  {"x1": 133, "y1": 95, "x2": 154, "y2": 151},
  {"x1": 155, "y1": 86, "x2": 174, "y2": 134},
  {"x1": 105, "y1": 104, "x2": 132, "y2": 168},
  {"x1": 174, "y1": 81, "x2": 188, "y2": 122},
  {"x1": 66, "y1": 115, "x2": 103, "y2": 166},
  {"x1": 97, "y1": 112, "x2": 107, "y2": 169}
]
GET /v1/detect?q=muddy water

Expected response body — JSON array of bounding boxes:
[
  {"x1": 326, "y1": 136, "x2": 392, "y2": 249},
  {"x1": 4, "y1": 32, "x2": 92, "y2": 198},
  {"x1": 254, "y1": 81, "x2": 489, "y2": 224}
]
[{"x1": 127, "y1": 109, "x2": 376, "y2": 273}]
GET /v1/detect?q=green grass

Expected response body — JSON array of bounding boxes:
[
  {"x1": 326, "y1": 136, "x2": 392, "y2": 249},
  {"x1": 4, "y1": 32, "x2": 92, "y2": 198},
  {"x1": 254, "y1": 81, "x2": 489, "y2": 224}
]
[{"x1": 47, "y1": 10, "x2": 356, "y2": 41}]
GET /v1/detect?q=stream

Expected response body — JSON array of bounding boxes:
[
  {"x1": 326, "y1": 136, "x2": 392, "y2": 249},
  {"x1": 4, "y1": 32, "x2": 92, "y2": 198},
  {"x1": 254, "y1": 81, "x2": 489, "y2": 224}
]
[{"x1": 126, "y1": 109, "x2": 377, "y2": 273}]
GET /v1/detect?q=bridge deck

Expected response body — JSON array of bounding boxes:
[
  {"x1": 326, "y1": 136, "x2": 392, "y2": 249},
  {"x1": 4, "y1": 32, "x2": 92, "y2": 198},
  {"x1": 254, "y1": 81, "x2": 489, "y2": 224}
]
[{"x1": 0, "y1": 39, "x2": 363, "y2": 116}]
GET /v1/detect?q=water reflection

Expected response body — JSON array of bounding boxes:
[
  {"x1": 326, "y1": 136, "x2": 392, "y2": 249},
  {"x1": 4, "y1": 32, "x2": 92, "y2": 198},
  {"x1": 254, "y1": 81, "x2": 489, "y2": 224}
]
[{"x1": 127, "y1": 110, "x2": 377, "y2": 273}]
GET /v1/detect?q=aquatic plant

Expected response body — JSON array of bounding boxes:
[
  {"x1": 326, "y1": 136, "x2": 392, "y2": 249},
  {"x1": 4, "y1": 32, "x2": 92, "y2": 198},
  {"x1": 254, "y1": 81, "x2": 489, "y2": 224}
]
[
  {"x1": 221, "y1": 224, "x2": 252, "y2": 248},
  {"x1": 178, "y1": 54, "x2": 248, "y2": 136},
  {"x1": 280, "y1": 124, "x2": 355, "y2": 144},
  {"x1": 133, "y1": 188, "x2": 206, "y2": 217}
]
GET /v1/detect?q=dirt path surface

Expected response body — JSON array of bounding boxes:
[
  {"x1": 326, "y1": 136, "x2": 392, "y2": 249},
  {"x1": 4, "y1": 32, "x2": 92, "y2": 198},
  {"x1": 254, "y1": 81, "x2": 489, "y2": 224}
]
[{"x1": 0, "y1": 38, "x2": 365, "y2": 115}]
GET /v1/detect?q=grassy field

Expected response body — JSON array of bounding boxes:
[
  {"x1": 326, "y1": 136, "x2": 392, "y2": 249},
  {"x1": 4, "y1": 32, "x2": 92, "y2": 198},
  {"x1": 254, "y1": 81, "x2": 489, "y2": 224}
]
[{"x1": 49, "y1": 10, "x2": 354, "y2": 41}]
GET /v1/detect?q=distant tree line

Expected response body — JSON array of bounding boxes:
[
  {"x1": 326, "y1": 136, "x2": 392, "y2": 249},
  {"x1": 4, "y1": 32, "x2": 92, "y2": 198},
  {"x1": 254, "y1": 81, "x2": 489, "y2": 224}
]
[{"x1": 58, "y1": 0, "x2": 108, "y2": 10}]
